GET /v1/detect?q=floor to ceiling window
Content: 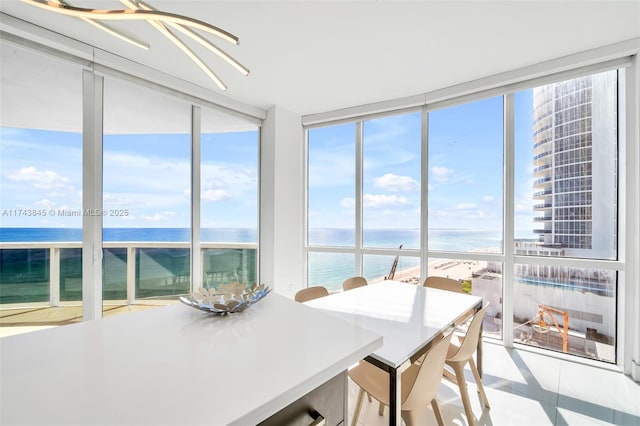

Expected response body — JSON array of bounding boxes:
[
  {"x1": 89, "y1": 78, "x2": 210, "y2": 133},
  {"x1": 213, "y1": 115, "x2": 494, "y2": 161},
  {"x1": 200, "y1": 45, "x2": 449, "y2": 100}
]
[
  {"x1": 0, "y1": 38, "x2": 262, "y2": 333},
  {"x1": 428, "y1": 96, "x2": 504, "y2": 340},
  {"x1": 307, "y1": 123, "x2": 356, "y2": 289},
  {"x1": 305, "y1": 67, "x2": 625, "y2": 364},
  {"x1": 307, "y1": 115, "x2": 422, "y2": 290},
  {"x1": 0, "y1": 41, "x2": 84, "y2": 332},
  {"x1": 200, "y1": 107, "x2": 259, "y2": 291},
  {"x1": 362, "y1": 112, "x2": 422, "y2": 283},
  {"x1": 102, "y1": 76, "x2": 192, "y2": 308},
  {"x1": 512, "y1": 70, "x2": 618, "y2": 362}
]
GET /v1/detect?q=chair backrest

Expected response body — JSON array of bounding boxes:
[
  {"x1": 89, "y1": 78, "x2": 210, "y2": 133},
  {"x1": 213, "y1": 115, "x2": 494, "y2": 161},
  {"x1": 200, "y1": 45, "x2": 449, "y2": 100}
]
[
  {"x1": 342, "y1": 276, "x2": 368, "y2": 291},
  {"x1": 446, "y1": 304, "x2": 489, "y2": 363},
  {"x1": 294, "y1": 286, "x2": 329, "y2": 302},
  {"x1": 423, "y1": 276, "x2": 464, "y2": 293},
  {"x1": 401, "y1": 331, "x2": 454, "y2": 411}
]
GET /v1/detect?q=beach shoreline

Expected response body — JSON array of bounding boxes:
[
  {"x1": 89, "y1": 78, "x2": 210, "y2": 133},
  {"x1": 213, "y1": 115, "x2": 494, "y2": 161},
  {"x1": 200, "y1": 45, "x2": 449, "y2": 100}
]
[{"x1": 371, "y1": 247, "x2": 501, "y2": 285}]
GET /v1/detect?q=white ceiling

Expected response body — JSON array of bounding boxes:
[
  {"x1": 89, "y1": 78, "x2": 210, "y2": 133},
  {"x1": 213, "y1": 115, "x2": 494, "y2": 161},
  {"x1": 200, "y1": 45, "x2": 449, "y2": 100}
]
[{"x1": 1, "y1": 1, "x2": 639, "y2": 116}]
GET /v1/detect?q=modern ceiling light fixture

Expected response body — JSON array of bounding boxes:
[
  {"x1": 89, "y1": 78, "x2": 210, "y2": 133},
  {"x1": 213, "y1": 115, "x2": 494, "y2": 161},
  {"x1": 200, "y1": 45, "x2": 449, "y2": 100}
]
[
  {"x1": 22, "y1": 0, "x2": 249, "y2": 90},
  {"x1": 52, "y1": 0, "x2": 150, "y2": 50}
]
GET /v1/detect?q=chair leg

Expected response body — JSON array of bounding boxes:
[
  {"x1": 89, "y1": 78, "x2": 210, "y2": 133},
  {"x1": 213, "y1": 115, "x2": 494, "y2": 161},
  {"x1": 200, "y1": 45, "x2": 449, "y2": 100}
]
[
  {"x1": 452, "y1": 361, "x2": 476, "y2": 426},
  {"x1": 351, "y1": 387, "x2": 365, "y2": 426},
  {"x1": 431, "y1": 399, "x2": 445, "y2": 426},
  {"x1": 401, "y1": 410, "x2": 419, "y2": 426},
  {"x1": 367, "y1": 392, "x2": 372, "y2": 403},
  {"x1": 443, "y1": 367, "x2": 457, "y2": 384},
  {"x1": 469, "y1": 358, "x2": 490, "y2": 409},
  {"x1": 378, "y1": 401, "x2": 384, "y2": 416}
]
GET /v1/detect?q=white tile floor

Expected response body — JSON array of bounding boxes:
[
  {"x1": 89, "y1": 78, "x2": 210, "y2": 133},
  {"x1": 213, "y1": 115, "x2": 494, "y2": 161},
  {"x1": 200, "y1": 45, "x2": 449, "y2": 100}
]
[{"x1": 347, "y1": 340, "x2": 640, "y2": 426}]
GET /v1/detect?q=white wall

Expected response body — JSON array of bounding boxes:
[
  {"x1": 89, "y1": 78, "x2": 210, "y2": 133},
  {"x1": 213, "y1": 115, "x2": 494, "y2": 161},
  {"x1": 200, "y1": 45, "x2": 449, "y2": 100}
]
[{"x1": 260, "y1": 105, "x2": 304, "y2": 298}]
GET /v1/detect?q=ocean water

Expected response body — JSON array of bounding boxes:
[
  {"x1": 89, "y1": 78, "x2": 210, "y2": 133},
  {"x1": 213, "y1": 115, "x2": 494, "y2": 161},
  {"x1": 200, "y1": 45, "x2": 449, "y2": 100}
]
[
  {"x1": 0, "y1": 227, "x2": 504, "y2": 292},
  {"x1": 307, "y1": 228, "x2": 503, "y2": 289},
  {"x1": 0, "y1": 228, "x2": 257, "y2": 243}
]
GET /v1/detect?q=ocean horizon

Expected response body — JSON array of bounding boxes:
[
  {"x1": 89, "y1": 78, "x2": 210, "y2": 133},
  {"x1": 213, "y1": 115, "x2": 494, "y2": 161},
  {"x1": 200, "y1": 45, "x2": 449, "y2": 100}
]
[
  {"x1": 0, "y1": 227, "x2": 515, "y2": 244},
  {"x1": 0, "y1": 227, "x2": 528, "y2": 290}
]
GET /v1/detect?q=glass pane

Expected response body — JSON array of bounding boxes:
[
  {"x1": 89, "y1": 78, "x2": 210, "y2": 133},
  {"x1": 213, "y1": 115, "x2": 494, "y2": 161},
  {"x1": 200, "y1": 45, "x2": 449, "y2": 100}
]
[
  {"x1": 59, "y1": 248, "x2": 82, "y2": 301},
  {"x1": 308, "y1": 124, "x2": 356, "y2": 246},
  {"x1": 428, "y1": 96, "x2": 503, "y2": 252},
  {"x1": 0, "y1": 249, "x2": 49, "y2": 304},
  {"x1": 0, "y1": 42, "x2": 83, "y2": 334},
  {"x1": 513, "y1": 264, "x2": 616, "y2": 363},
  {"x1": 103, "y1": 76, "x2": 191, "y2": 309},
  {"x1": 307, "y1": 252, "x2": 355, "y2": 291},
  {"x1": 200, "y1": 107, "x2": 259, "y2": 290},
  {"x1": 103, "y1": 248, "x2": 127, "y2": 300},
  {"x1": 203, "y1": 248, "x2": 257, "y2": 289},
  {"x1": 135, "y1": 248, "x2": 190, "y2": 299},
  {"x1": 363, "y1": 112, "x2": 421, "y2": 249},
  {"x1": 363, "y1": 255, "x2": 421, "y2": 284},
  {"x1": 427, "y1": 258, "x2": 503, "y2": 340},
  {"x1": 514, "y1": 71, "x2": 617, "y2": 259}
]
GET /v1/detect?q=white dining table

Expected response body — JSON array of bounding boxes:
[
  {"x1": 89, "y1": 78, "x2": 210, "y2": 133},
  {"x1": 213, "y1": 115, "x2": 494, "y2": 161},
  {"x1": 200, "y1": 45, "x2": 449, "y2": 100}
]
[{"x1": 305, "y1": 280, "x2": 483, "y2": 426}]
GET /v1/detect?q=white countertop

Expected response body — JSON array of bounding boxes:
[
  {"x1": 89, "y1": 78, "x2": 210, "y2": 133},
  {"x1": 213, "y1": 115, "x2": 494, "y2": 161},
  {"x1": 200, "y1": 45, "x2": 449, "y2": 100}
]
[
  {"x1": 0, "y1": 293, "x2": 382, "y2": 425},
  {"x1": 306, "y1": 281, "x2": 482, "y2": 368}
]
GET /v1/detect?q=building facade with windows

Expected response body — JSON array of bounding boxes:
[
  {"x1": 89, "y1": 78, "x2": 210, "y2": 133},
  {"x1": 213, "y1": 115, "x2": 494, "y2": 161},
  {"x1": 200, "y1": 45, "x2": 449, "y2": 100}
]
[{"x1": 528, "y1": 72, "x2": 617, "y2": 258}]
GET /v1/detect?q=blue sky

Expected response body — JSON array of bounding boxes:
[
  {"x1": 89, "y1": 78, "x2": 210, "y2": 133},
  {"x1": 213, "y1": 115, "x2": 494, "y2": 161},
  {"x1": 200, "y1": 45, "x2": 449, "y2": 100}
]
[
  {"x1": 2, "y1": 91, "x2": 537, "y2": 236},
  {"x1": 0, "y1": 127, "x2": 258, "y2": 229},
  {"x1": 308, "y1": 91, "x2": 537, "y2": 236}
]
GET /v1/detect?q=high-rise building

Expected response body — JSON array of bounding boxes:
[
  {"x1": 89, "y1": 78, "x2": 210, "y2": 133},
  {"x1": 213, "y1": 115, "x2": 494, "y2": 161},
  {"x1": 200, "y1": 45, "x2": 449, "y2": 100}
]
[{"x1": 526, "y1": 72, "x2": 617, "y2": 259}]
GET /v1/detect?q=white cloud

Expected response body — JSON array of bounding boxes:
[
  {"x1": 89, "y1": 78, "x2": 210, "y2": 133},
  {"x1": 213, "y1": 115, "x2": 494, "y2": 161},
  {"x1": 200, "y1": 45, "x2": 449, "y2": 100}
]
[
  {"x1": 35, "y1": 199, "x2": 56, "y2": 208},
  {"x1": 202, "y1": 188, "x2": 231, "y2": 202},
  {"x1": 363, "y1": 194, "x2": 409, "y2": 208},
  {"x1": 482, "y1": 195, "x2": 495, "y2": 202},
  {"x1": 201, "y1": 165, "x2": 257, "y2": 200},
  {"x1": 455, "y1": 203, "x2": 477, "y2": 210},
  {"x1": 140, "y1": 211, "x2": 177, "y2": 221},
  {"x1": 373, "y1": 174, "x2": 419, "y2": 192},
  {"x1": 341, "y1": 194, "x2": 411, "y2": 209},
  {"x1": 340, "y1": 197, "x2": 355, "y2": 209},
  {"x1": 103, "y1": 193, "x2": 133, "y2": 207},
  {"x1": 431, "y1": 166, "x2": 454, "y2": 182},
  {"x1": 9, "y1": 166, "x2": 70, "y2": 189}
]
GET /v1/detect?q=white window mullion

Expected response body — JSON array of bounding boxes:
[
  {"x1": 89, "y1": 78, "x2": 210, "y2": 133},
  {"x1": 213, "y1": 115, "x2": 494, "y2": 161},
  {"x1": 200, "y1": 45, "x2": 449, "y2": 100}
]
[
  {"x1": 420, "y1": 107, "x2": 429, "y2": 285},
  {"x1": 82, "y1": 69, "x2": 103, "y2": 321},
  {"x1": 302, "y1": 129, "x2": 310, "y2": 286},
  {"x1": 355, "y1": 121, "x2": 363, "y2": 275},
  {"x1": 503, "y1": 94, "x2": 516, "y2": 347},
  {"x1": 621, "y1": 60, "x2": 640, "y2": 379},
  {"x1": 191, "y1": 105, "x2": 201, "y2": 292}
]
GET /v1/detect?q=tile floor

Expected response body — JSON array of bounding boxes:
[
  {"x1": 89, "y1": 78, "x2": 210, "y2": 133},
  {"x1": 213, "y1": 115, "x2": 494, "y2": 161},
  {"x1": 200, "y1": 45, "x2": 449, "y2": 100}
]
[{"x1": 347, "y1": 340, "x2": 640, "y2": 426}]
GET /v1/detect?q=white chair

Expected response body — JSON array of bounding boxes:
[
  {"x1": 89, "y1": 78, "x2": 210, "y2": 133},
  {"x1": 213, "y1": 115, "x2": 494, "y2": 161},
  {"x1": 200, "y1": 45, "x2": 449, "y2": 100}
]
[
  {"x1": 423, "y1": 276, "x2": 464, "y2": 293},
  {"x1": 443, "y1": 304, "x2": 491, "y2": 426},
  {"x1": 342, "y1": 276, "x2": 367, "y2": 291},
  {"x1": 349, "y1": 331, "x2": 454, "y2": 426},
  {"x1": 294, "y1": 286, "x2": 329, "y2": 302}
]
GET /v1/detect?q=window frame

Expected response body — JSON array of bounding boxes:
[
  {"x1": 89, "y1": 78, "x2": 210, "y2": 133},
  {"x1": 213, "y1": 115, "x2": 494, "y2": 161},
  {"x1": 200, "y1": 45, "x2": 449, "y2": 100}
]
[{"x1": 303, "y1": 63, "x2": 629, "y2": 368}]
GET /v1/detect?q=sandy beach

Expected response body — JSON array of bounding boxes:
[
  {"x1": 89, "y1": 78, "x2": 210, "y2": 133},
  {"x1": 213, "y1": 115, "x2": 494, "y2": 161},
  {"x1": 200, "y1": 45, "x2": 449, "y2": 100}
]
[{"x1": 371, "y1": 247, "x2": 501, "y2": 285}]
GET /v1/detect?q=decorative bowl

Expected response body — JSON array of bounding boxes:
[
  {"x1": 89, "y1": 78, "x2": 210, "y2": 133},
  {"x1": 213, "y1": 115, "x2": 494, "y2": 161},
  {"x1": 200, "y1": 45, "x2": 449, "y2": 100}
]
[{"x1": 179, "y1": 283, "x2": 270, "y2": 315}]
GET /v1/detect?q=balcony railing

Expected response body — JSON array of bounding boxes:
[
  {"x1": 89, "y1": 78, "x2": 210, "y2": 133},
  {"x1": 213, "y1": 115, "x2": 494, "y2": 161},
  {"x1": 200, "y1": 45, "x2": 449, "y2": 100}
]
[
  {"x1": 0, "y1": 242, "x2": 258, "y2": 306},
  {"x1": 533, "y1": 151, "x2": 553, "y2": 161},
  {"x1": 533, "y1": 203, "x2": 552, "y2": 210},
  {"x1": 533, "y1": 164, "x2": 552, "y2": 174},
  {"x1": 534, "y1": 216, "x2": 552, "y2": 222},
  {"x1": 533, "y1": 190, "x2": 552, "y2": 198},
  {"x1": 533, "y1": 177, "x2": 552, "y2": 186}
]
